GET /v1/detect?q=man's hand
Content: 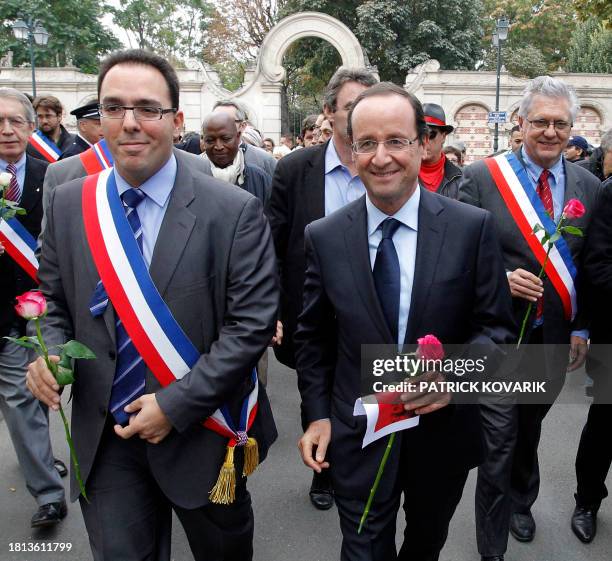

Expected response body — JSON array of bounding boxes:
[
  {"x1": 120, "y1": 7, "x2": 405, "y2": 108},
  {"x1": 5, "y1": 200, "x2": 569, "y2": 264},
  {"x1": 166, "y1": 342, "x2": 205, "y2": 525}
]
[
  {"x1": 567, "y1": 335, "x2": 588, "y2": 372},
  {"x1": 400, "y1": 371, "x2": 451, "y2": 415},
  {"x1": 0, "y1": 241, "x2": 4, "y2": 256},
  {"x1": 114, "y1": 394, "x2": 173, "y2": 444},
  {"x1": 270, "y1": 320, "x2": 283, "y2": 346},
  {"x1": 508, "y1": 268, "x2": 544, "y2": 302},
  {"x1": 298, "y1": 419, "x2": 331, "y2": 473},
  {"x1": 26, "y1": 355, "x2": 61, "y2": 410}
]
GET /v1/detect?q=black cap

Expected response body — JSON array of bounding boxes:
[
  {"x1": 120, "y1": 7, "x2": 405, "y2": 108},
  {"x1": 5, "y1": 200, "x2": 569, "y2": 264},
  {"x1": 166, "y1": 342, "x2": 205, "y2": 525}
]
[
  {"x1": 70, "y1": 101, "x2": 100, "y2": 120},
  {"x1": 422, "y1": 103, "x2": 454, "y2": 133}
]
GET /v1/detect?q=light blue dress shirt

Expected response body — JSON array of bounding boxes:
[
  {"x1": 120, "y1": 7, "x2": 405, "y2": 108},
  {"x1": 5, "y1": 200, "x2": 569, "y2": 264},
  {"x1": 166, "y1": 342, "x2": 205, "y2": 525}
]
[
  {"x1": 114, "y1": 154, "x2": 177, "y2": 267},
  {"x1": 324, "y1": 140, "x2": 366, "y2": 216},
  {"x1": 521, "y1": 146, "x2": 565, "y2": 223},
  {"x1": 366, "y1": 186, "x2": 420, "y2": 345},
  {"x1": 1, "y1": 153, "x2": 27, "y2": 199},
  {"x1": 520, "y1": 148, "x2": 586, "y2": 339}
]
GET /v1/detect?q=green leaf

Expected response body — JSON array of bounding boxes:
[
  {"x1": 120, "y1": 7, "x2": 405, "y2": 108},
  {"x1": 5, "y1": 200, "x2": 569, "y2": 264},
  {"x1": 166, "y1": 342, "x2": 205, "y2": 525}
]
[
  {"x1": 549, "y1": 232, "x2": 561, "y2": 243},
  {"x1": 3, "y1": 335, "x2": 42, "y2": 351},
  {"x1": 55, "y1": 365, "x2": 75, "y2": 386},
  {"x1": 532, "y1": 224, "x2": 543, "y2": 234},
  {"x1": 541, "y1": 233, "x2": 550, "y2": 244},
  {"x1": 561, "y1": 226, "x2": 583, "y2": 236},
  {"x1": 60, "y1": 340, "x2": 97, "y2": 360}
]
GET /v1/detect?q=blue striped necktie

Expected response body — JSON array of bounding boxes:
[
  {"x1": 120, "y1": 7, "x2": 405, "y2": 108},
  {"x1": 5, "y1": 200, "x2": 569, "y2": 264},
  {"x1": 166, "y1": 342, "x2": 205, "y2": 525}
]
[{"x1": 89, "y1": 188, "x2": 147, "y2": 425}]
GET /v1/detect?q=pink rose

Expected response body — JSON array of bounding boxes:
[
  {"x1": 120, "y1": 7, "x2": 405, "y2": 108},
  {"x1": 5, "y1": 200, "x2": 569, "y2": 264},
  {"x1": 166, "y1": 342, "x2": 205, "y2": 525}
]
[
  {"x1": 14, "y1": 291, "x2": 47, "y2": 320},
  {"x1": 416, "y1": 334, "x2": 445, "y2": 361},
  {"x1": 563, "y1": 199, "x2": 585, "y2": 220}
]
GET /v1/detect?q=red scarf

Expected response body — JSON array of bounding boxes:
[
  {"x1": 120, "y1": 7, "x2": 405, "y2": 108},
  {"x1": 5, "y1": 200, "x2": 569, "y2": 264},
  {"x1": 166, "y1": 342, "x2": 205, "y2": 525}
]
[{"x1": 419, "y1": 154, "x2": 446, "y2": 192}]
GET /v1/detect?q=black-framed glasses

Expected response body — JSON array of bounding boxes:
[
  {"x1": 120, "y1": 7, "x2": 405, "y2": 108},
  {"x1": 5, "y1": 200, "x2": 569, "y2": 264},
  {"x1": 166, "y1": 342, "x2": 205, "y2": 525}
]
[
  {"x1": 352, "y1": 137, "x2": 420, "y2": 154},
  {"x1": 98, "y1": 104, "x2": 177, "y2": 121},
  {"x1": 526, "y1": 118, "x2": 572, "y2": 132}
]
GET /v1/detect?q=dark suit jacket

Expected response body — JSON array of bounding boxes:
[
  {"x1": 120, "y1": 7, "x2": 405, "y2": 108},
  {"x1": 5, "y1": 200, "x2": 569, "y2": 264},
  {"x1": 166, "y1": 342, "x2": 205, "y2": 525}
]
[
  {"x1": 0, "y1": 156, "x2": 47, "y2": 350},
  {"x1": 265, "y1": 142, "x2": 327, "y2": 367},
  {"x1": 59, "y1": 135, "x2": 90, "y2": 160},
  {"x1": 458, "y1": 152, "x2": 601, "y2": 345},
  {"x1": 295, "y1": 189, "x2": 516, "y2": 501},
  {"x1": 27, "y1": 125, "x2": 75, "y2": 160},
  {"x1": 37, "y1": 149, "x2": 279, "y2": 506}
]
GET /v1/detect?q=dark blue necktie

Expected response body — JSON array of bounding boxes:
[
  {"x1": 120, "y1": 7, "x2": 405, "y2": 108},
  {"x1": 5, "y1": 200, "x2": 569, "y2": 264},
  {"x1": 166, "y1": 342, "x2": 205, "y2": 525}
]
[
  {"x1": 89, "y1": 188, "x2": 147, "y2": 425},
  {"x1": 373, "y1": 218, "x2": 401, "y2": 342}
]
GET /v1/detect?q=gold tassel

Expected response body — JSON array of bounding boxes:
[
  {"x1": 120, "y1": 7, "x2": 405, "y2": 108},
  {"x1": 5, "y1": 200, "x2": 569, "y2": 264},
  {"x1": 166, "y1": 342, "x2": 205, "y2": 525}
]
[
  {"x1": 209, "y1": 445, "x2": 236, "y2": 505},
  {"x1": 243, "y1": 437, "x2": 259, "y2": 476}
]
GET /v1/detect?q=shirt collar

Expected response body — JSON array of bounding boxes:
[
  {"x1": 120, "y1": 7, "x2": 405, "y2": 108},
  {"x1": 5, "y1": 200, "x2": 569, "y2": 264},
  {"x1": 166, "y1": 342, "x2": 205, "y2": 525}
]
[
  {"x1": 1, "y1": 152, "x2": 27, "y2": 173},
  {"x1": 366, "y1": 183, "x2": 420, "y2": 236},
  {"x1": 521, "y1": 146, "x2": 564, "y2": 185},
  {"x1": 77, "y1": 133, "x2": 93, "y2": 147},
  {"x1": 325, "y1": 139, "x2": 345, "y2": 174},
  {"x1": 114, "y1": 153, "x2": 177, "y2": 208}
]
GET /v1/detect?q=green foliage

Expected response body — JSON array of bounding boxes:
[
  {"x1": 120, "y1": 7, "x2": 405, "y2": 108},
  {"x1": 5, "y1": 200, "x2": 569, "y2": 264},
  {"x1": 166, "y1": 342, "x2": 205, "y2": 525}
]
[
  {"x1": 0, "y1": 0, "x2": 120, "y2": 74},
  {"x1": 281, "y1": 0, "x2": 485, "y2": 82},
  {"x1": 481, "y1": 43, "x2": 548, "y2": 78},
  {"x1": 111, "y1": 0, "x2": 215, "y2": 63},
  {"x1": 567, "y1": 17, "x2": 612, "y2": 73},
  {"x1": 481, "y1": 0, "x2": 578, "y2": 72},
  {"x1": 573, "y1": 0, "x2": 611, "y2": 29}
]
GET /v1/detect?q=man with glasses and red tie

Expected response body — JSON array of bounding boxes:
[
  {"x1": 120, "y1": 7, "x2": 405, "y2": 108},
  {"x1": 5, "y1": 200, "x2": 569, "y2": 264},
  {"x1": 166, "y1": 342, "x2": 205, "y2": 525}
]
[
  {"x1": 0, "y1": 87, "x2": 67, "y2": 528},
  {"x1": 418, "y1": 103, "x2": 462, "y2": 198},
  {"x1": 459, "y1": 76, "x2": 601, "y2": 561}
]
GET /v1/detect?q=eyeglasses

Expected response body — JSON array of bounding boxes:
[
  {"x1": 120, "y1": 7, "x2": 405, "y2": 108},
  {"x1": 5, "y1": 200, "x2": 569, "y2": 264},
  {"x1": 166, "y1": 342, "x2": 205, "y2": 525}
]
[
  {"x1": 526, "y1": 119, "x2": 572, "y2": 132},
  {"x1": 98, "y1": 104, "x2": 177, "y2": 121},
  {"x1": 0, "y1": 116, "x2": 31, "y2": 129},
  {"x1": 352, "y1": 137, "x2": 420, "y2": 154}
]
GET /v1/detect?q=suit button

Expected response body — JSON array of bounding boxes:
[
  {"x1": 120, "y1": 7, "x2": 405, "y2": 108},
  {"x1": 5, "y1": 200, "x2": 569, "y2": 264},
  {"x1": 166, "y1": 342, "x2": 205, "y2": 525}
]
[{"x1": 108, "y1": 350, "x2": 116, "y2": 360}]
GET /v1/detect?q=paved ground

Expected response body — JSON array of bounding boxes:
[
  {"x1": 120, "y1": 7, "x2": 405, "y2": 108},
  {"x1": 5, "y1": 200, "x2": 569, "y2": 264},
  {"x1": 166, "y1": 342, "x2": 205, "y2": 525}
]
[{"x1": 0, "y1": 354, "x2": 610, "y2": 561}]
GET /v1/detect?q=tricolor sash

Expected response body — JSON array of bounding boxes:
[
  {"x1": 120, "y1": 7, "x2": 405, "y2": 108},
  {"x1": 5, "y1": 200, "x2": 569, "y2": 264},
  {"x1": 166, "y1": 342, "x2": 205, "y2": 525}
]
[
  {"x1": 0, "y1": 212, "x2": 38, "y2": 281},
  {"x1": 82, "y1": 169, "x2": 260, "y2": 503},
  {"x1": 79, "y1": 139, "x2": 113, "y2": 175},
  {"x1": 29, "y1": 130, "x2": 62, "y2": 163},
  {"x1": 484, "y1": 152, "x2": 577, "y2": 320}
]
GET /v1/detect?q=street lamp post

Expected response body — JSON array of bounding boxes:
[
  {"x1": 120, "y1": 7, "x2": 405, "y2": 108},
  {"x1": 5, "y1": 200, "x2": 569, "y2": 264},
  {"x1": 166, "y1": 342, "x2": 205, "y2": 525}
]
[
  {"x1": 12, "y1": 16, "x2": 50, "y2": 98},
  {"x1": 492, "y1": 16, "x2": 509, "y2": 153}
]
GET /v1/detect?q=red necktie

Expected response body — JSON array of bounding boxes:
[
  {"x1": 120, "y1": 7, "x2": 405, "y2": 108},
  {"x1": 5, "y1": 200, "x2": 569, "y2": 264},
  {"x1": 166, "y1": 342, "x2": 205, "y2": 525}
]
[
  {"x1": 4, "y1": 163, "x2": 21, "y2": 203},
  {"x1": 535, "y1": 169, "x2": 553, "y2": 321}
]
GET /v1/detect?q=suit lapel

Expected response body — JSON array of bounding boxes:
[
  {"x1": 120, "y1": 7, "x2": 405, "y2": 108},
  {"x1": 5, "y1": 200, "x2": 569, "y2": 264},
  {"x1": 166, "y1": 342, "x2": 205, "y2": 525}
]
[
  {"x1": 344, "y1": 199, "x2": 392, "y2": 341},
  {"x1": 404, "y1": 189, "x2": 446, "y2": 344},
  {"x1": 149, "y1": 152, "x2": 196, "y2": 297},
  {"x1": 21, "y1": 156, "x2": 43, "y2": 213},
  {"x1": 304, "y1": 143, "x2": 326, "y2": 222},
  {"x1": 562, "y1": 160, "x2": 585, "y2": 206}
]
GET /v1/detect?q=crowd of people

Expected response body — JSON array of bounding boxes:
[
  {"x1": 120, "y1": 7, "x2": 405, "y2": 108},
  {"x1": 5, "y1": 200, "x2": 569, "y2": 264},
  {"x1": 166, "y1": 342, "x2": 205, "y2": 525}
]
[{"x1": 0, "y1": 47, "x2": 611, "y2": 561}]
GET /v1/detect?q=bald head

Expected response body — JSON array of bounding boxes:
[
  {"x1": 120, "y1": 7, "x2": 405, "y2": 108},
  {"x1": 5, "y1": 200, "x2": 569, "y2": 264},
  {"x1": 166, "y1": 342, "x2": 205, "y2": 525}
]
[{"x1": 200, "y1": 111, "x2": 241, "y2": 168}]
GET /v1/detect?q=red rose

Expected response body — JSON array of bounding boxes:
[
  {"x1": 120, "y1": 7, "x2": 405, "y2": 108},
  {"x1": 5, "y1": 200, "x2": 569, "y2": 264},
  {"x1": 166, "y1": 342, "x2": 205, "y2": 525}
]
[
  {"x1": 563, "y1": 199, "x2": 585, "y2": 220},
  {"x1": 416, "y1": 334, "x2": 445, "y2": 361},
  {"x1": 14, "y1": 291, "x2": 47, "y2": 320}
]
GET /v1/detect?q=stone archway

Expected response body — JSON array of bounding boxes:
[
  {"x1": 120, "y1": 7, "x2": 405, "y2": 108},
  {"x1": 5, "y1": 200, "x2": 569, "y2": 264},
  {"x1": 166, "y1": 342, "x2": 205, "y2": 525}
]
[
  {"x1": 257, "y1": 12, "x2": 370, "y2": 83},
  {"x1": 182, "y1": 12, "x2": 373, "y2": 140}
]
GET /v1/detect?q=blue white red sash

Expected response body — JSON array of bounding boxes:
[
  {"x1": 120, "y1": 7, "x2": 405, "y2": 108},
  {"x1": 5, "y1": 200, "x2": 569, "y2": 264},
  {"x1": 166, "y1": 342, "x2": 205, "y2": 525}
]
[
  {"x1": 29, "y1": 130, "x2": 62, "y2": 163},
  {"x1": 484, "y1": 153, "x2": 577, "y2": 320},
  {"x1": 79, "y1": 139, "x2": 113, "y2": 175},
  {"x1": 81, "y1": 169, "x2": 259, "y2": 443},
  {"x1": 0, "y1": 213, "x2": 38, "y2": 281}
]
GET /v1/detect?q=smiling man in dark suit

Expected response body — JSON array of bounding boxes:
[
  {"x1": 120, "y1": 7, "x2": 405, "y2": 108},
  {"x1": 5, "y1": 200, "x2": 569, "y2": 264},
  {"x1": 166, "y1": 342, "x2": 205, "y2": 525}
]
[
  {"x1": 296, "y1": 82, "x2": 515, "y2": 561},
  {"x1": 25, "y1": 50, "x2": 278, "y2": 561},
  {"x1": 459, "y1": 76, "x2": 601, "y2": 561},
  {"x1": 0, "y1": 87, "x2": 67, "y2": 528}
]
